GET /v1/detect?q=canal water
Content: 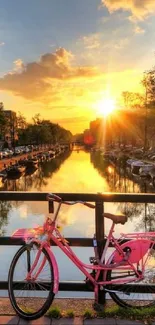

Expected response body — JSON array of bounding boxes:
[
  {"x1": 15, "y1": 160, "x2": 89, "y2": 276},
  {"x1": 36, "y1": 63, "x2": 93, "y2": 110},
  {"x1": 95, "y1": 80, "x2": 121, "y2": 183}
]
[{"x1": 0, "y1": 148, "x2": 154, "y2": 297}]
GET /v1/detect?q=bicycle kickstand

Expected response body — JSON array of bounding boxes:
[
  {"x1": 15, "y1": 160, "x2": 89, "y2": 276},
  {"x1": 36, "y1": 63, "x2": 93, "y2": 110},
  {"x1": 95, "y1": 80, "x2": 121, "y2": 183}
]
[{"x1": 93, "y1": 285, "x2": 105, "y2": 312}]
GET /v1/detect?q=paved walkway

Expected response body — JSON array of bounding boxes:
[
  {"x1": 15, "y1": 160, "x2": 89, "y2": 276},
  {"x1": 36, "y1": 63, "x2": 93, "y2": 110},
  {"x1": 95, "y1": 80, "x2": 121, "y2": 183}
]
[
  {"x1": 0, "y1": 299, "x2": 153, "y2": 324},
  {"x1": 0, "y1": 316, "x2": 153, "y2": 325}
]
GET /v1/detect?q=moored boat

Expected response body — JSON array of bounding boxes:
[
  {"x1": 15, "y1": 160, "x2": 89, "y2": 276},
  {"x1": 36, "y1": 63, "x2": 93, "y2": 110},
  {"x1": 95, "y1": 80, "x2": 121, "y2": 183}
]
[
  {"x1": 148, "y1": 168, "x2": 155, "y2": 186},
  {"x1": 5, "y1": 165, "x2": 25, "y2": 178},
  {"x1": 24, "y1": 165, "x2": 37, "y2": 176},
  {"x1": 25, "y1": 157, "x2": 38, "y2": 169},
  {"x1": 139, "y1": 164, "x2": 154, "y2": 178},
  {"x1": 131, "y1": 160, "x2": 145, "y2": 176}
]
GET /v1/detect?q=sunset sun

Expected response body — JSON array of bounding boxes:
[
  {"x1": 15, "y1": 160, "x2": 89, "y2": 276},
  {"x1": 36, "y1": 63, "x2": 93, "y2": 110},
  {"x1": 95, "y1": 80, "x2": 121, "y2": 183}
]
[{"x1": 96, "y1": 98, "x2": 116, "y2": 117}]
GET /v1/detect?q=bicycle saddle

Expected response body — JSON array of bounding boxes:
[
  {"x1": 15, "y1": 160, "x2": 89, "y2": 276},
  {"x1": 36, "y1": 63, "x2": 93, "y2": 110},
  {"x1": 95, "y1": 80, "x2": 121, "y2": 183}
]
[{"x1": 103, "y1": 213, "x2": 127, "y2": 225}]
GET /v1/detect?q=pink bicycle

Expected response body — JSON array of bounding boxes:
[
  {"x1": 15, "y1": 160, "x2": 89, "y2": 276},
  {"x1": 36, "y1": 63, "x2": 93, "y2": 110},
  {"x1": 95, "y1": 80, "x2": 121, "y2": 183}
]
[{"x1": 8, "y1": 193, "x2": 155, "y2": 320}]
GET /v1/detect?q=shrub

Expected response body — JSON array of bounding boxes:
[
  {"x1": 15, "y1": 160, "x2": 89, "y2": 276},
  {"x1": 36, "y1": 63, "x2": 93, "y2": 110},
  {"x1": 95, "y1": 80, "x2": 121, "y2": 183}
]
[
  {"x1": 66, "y1": 309, "x2": 74, "y2": 318},
  {"x1": 83, "y1": 309, "x2": 93, "y2": 319},
  {"x1": 47, "y1": 306, "x2": 62, "y2": 318}
]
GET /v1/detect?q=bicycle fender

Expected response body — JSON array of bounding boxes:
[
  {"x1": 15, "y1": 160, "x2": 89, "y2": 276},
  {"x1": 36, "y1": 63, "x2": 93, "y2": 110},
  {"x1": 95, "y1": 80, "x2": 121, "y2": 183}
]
[
  {"x1": 45, "y1": 246, "x2": 59, "y2": 294},
  {"x1": 110, "y1": 239, "x2": 151, "y2": 264}
]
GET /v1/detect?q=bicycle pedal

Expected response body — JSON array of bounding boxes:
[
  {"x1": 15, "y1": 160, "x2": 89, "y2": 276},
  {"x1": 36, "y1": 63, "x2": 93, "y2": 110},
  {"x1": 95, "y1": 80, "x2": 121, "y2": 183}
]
[{"x1": 89, "y1": 256, "x2": 97, "y2": 264}]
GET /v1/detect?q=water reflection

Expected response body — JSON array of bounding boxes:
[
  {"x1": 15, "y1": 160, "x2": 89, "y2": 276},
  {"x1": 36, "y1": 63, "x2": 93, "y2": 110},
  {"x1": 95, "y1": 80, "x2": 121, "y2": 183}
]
[
  {"x1": 0, "y1": 150, "x2": 72, "y2": 237},
  {"x1": 0, "y1": 150, "x2": 71, "y2": 192},
  {"x1": 90, "y1": 150, "x2": 152, "y2": 194},
  {"x1": 91, "y1": 150, "x2": 155, "y2": 232},
  {"x1": 0, "y1": 201, "x2": 12, "y2": 236},
  {"x1": 0, "y1": 149, "x2": 155, "y2": 294},
  {"x1": 0, "y1": 150, "x2": 154, "y2": 235}
]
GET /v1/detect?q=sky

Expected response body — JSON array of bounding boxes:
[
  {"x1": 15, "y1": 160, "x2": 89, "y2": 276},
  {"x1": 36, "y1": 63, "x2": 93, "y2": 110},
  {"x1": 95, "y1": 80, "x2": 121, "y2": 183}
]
[{"x1": 0, "y1": 0, "x2": 155, "y2": 134}]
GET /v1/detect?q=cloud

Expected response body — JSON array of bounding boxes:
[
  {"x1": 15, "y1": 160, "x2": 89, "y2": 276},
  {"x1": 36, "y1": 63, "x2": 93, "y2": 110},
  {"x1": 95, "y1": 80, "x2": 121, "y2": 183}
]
[
  {"x1": 14, "y1": 58, "x2": 24, "y2": 68},
  {"x1": 79, "y1": 32, "x2": 128, "y2": 56},
  {"x1": 13, "y1": 58, "x2": 24, "y2": 72},
  {"x1": 0, "y1": 42, "x2": 5, "y2": 46},
  {"x1": 101, "y1": 16, "x2": 110, "y2": 23},
  {"x1": 0, "y1": 48, "x2": 98, "y2": 101},
  {"x1": 102, "y1": 0, "x2": 155, "y2": 20},
  {"x1": 134, "y1": 26, "x2": 145, "y2": 34},
  {"x1": 114, "y1": 37, "x2": 129, "y2": 49},
  {"x1": 82, "y1": 33, "x2": 101, "y2": 49},
  {"x1": 102, "y1": 37, "x2": 129, "y2": 50}
]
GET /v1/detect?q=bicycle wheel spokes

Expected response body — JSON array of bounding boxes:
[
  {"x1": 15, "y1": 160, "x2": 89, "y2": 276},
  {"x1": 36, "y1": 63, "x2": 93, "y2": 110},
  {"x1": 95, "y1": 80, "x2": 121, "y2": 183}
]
[
  {"x1": 9, "y1": 244, "x2": 54, "y2": 319},
  {"x1": 107, "y1": 248, "x2": 155, "y2": 308}
]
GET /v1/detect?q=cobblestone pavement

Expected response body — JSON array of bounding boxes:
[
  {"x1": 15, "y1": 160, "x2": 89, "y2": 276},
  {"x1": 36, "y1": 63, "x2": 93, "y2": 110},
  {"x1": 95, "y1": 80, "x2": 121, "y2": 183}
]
[{"x1": 0, "y1": 316, "x2": 152, "y2": 325}]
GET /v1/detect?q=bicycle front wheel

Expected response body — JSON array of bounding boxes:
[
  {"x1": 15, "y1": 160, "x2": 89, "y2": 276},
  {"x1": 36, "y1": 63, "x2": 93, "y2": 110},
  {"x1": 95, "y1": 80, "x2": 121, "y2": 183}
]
[
  {"x1": 106, "y1": 247, "x2": 155, "y2": 308},
  {"x1": 8, "y1": 243, "x2": 55, "y2": 320}
]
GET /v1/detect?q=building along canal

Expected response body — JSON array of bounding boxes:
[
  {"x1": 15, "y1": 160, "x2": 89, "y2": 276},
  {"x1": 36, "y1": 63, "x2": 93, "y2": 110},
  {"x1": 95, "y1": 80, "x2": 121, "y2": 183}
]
[{"x1": 0, "y1": 147, "x2": 155, "y2": 298}]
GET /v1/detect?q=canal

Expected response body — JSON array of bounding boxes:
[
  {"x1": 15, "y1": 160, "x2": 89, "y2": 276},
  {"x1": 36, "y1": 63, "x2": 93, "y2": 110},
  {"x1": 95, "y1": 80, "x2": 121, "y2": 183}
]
[{"x1": 0, "y1": 148, "x2": 155, "y2": 297}]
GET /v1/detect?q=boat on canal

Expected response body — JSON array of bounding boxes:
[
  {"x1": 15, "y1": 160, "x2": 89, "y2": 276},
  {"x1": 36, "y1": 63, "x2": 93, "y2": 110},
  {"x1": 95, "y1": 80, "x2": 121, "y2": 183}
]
[
  {"x1": 25, "y1": 157, "x2": 38, "y2": 169},
  {"x1": 5, "y1": 164, "x2": 26, "y2": 179}
]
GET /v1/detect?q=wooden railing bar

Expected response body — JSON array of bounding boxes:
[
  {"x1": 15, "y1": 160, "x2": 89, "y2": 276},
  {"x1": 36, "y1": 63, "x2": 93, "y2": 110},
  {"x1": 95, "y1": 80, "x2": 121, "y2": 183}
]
[
  {"x1": 0, "y1": 237, "x2": 129, "y2": 247},
  {"x1": 0, "y1": 281, "x2": 154, "y2": 293},
  {"x1": 1, "y1": 191, "x2": 155, "y2": 203},
  {"x1": 0, "y1": 237, "x2": 93, "y2": 247}
]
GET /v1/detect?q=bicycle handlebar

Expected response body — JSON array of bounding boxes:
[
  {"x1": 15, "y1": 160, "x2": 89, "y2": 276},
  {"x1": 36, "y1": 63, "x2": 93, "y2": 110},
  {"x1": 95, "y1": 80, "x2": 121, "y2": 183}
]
[
  {"x1": 47, "y1": 193, "x2": 95, "y2": 209},
  {"x1": 47, "y1": 193, "x2": 62, "y2": 202}
]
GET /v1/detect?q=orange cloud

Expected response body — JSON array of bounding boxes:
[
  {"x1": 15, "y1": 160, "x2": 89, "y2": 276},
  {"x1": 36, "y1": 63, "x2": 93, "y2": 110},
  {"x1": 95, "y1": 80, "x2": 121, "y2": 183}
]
[
  {"x1": 0, "y1": 48, "x2": 98, "y2": 101},
  {"x1": 102, "y1": 0, "x2": 155, "y2": 20},
  {"x1": 0, "y1": 65, "x2": 143, "y2": 133}
]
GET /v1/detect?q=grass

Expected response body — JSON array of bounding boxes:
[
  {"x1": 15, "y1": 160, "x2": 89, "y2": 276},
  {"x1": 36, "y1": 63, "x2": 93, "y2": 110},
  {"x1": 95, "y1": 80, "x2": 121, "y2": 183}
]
[
  {"x1": 47, "y1": 306, "x2": 62, "y2": 318},
  {"x1": 65, "y1": 309, "x2": 75, "y2": 318},
  {"x1": 46, "y1": 303, "x2": 155, "y2": 324},
  {"x1": 20, "y1": 306, "x2": 35, "y2": 314},
  {"x1": 83, "y1": 309, "x2": 93, "y2": 319},
  {"x1": 97, "y1": 305, "x2": 155, "y2": 323}
]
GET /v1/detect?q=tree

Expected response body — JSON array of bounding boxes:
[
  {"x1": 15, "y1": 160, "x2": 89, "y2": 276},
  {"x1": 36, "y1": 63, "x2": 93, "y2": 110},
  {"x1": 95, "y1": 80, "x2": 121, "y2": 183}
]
[
  {"x1": 18, "y1": 116, "x2": 72, "y2": 146},
  {"x1": 0, "y1": 102, "x2": 7, "y2": 141},
  {"x1": 122, "y1": 91, "x2": 144, "y2": 110},
  {"x1": 0, "y1": 102, "x2": 4, "y2": 111},
  {"x1": 32, "y1": 114, "x2": 41, "y2": 126},
  {"x1": 16, "y1": 112, "x2": 28, "y2": 145},
  {"x1": 141, "y1": 70, "x2": 155, "y2": 150},
  {"x1": 142, "y1": 70, "x2": 155, "y2": 107},
  {"x1": 17, "y1": 112, "x2": 27, "y2": 129}
]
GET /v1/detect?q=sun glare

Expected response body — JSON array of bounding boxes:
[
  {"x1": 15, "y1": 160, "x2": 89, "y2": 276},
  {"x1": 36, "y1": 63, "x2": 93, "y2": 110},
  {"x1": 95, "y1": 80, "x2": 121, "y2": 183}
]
[{"x1": 96, "y1": 98, "x2": 116, "y2": 117}]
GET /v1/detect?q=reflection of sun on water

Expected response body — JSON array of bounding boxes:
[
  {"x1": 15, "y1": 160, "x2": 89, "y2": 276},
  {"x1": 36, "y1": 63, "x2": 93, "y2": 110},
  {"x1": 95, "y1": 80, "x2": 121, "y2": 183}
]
[{"x1": 96, "y1": 98, "x2": 116, "y2": 117}]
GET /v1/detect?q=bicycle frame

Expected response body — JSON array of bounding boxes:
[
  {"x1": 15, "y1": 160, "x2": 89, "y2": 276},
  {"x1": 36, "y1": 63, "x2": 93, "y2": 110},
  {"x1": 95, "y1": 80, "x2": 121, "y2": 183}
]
[{"x1": 23, "y1": 220, "x2": 155, "y2": 296}]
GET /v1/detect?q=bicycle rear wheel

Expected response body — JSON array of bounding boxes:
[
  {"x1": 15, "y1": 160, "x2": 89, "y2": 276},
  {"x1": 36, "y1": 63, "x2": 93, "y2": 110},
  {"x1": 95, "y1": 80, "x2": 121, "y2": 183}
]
[
  {"x1": 106, "y1": 247, "x2": 155, "y2": 308},
  {"x1": 8, "y1": 243, "x2": 54, "y2": 320}
]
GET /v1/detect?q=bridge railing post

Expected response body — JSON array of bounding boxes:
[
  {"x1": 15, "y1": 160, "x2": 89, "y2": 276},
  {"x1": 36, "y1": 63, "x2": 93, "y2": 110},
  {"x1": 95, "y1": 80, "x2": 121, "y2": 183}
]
[{"x1": 95, "y1": 199, "x2": 105, "y2": 306}]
